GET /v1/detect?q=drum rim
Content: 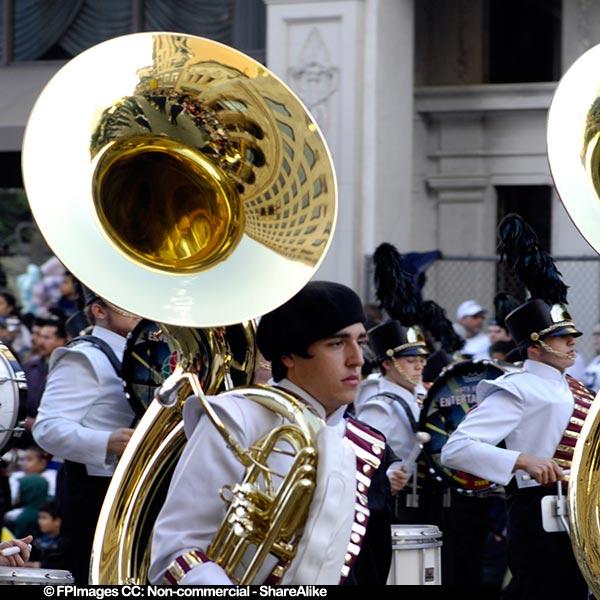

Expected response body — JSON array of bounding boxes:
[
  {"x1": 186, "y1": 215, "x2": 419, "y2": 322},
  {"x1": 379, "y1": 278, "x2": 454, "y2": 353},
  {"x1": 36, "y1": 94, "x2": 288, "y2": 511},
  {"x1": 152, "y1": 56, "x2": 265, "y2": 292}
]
[{"x1": 0, "y1": 343, "x2": 26, "y2": 454}]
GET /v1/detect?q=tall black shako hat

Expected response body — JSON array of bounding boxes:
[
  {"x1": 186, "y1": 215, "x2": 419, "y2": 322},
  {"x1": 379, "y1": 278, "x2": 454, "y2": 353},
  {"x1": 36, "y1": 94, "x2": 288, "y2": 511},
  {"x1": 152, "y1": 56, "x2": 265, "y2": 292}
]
[
  {"x1": 371, "y1": 243, "x2": 428, "y2": 359},
  {"x1": 256, "y1": 281, "x2": 366, "y2": 382},
  {"x1": 497, "y1": 214, "x2": 581, "y2": 349}
]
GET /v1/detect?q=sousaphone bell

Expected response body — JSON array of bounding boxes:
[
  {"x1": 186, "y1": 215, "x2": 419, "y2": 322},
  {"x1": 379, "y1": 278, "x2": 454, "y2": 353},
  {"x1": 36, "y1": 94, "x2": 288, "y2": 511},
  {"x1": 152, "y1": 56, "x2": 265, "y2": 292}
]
[{"x1": 22, "y1": 32, "x2": 337, "y2": 584}]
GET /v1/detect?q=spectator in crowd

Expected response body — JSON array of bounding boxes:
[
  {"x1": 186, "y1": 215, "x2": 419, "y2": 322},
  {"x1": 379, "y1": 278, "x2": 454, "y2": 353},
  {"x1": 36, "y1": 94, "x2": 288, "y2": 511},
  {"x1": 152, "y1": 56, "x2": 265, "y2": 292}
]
[
  {"x1": 490, "y1": 340, "x2": 515, "y2": 362},
  {"x1": 54, "y1": 272, "x2": 80, "y2": 320},
  {"x1": 454, "y1": 300, "x2": 490, "y2": 360},
  {"x1": 9, "y1": 446, "x2": 56, "y2": 503},
  {"x1": 27, "y1": 500, "x2": 64, "y2": 568},
  {"x1": 583, "y1": 322, "x2": 600, "y2": 393},
  {"x1": 5, "y1": 474, "x2": 48, "y2": 538},
  {"x1": 23, "y1": 320, "x2": 67, "y2": 435}
]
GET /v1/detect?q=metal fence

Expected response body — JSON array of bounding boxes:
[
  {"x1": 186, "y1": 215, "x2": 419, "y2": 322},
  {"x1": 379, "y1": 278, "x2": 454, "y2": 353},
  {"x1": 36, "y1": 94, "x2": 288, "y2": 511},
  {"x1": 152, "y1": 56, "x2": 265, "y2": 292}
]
[{"x1": 365, "y1": 255, "x2": 600, "y2": 365}]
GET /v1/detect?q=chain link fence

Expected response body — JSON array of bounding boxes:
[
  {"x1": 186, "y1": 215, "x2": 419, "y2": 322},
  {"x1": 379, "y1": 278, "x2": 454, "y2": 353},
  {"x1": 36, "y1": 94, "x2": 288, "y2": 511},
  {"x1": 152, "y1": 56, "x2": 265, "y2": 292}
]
[{"x1": 365, "y1": 255, "x2": 600, "y2": 365}]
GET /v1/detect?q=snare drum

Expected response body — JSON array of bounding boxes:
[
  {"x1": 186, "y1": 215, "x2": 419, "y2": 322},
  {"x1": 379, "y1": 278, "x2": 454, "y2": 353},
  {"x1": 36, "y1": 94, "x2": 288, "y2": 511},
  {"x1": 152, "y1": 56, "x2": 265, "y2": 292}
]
[
  {"x1": 0, "y1": 566, "x2": 74, "y2": 584},
  {"x1": 387, "y1": 524, "x2": 442, "y2": 585},
  {"x1": 0, "y1": 343, "x2": 27, "y2": 454}
]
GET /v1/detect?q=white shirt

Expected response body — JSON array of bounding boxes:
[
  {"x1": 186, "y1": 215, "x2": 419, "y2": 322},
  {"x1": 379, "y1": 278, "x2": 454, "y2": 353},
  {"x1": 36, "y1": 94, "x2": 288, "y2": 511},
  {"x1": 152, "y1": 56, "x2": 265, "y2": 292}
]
[
  {"x1": 32, "y1": 326, "x2": 134, "y2": 477},
  {"x1": 461, "y1": 332, "x2": 490, "y2": 361},
  {"x1": 441, "y1": 359, "x2": 573, "y2": 488},
  {"x1": 149, "y1": 379, "x2": 352, "y2": 585},
  {"x1": 355, "y1": 375, "x2": 419, "y2": 465},
  {"x1": 583, "y1": 355, "x2": 600, "y2": 393}
]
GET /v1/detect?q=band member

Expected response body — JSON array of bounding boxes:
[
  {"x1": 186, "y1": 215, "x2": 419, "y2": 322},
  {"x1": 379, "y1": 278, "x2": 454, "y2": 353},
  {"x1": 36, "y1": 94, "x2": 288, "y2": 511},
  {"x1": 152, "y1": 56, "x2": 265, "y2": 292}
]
[
  {"x1": 149, "y1": 281, "x2": 394, "y2": 585},
  {"x1": 33, "y1": 287, "x2": 141, "y2": 584},
  {"x1": 443, "y1": 214, "x2": 590, "y2": 598},
  {"x1": 355, "y1": 319, "x2": 428, "y2": 516}
]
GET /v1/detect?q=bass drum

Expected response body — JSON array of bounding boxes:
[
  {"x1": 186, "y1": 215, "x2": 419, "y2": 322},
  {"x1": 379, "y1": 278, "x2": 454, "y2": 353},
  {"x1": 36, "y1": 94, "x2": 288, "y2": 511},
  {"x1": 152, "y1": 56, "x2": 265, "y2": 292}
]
[
  {"x1": 419, "y1": 359, "x2": 513, "y2": 493},
  {"x1": 0, "y1": 343, "x2": 27, "y2": 454}
]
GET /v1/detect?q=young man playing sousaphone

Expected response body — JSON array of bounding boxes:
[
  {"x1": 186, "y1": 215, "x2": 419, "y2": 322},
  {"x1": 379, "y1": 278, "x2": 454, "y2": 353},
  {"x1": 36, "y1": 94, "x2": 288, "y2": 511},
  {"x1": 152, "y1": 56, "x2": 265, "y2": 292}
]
[
  {"x1": 442, "y1": 215, "x2": 590, "y2": 598},
  {"x1": 149, "y1": 281, "x2": 396, "y2": 585}
]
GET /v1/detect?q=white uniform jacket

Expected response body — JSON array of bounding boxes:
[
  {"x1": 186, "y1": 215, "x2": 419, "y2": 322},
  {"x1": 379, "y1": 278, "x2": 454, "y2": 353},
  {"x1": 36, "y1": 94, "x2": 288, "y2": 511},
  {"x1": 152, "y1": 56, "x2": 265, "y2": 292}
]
[
  {"x1": 441, "y1": 359, "x2": 573, "y2": 488},
  {"x1": 355, "y1": 375, "x2": 418, "y2": 466},
  {"x1": 32, "y1": 325, "x2": 134, "y2": 477},
  {"x1": 149, "y1": 379, "x2": 359, "y2": 585}
]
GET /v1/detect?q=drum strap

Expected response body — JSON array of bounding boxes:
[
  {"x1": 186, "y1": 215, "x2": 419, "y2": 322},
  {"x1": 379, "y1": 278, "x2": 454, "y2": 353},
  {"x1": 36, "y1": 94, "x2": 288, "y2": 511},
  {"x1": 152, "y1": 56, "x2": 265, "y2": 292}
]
[
  {"x1": 66, "y1": 335, "x2": 122, "y2": 378},
  {"x1": 370, "y1": 392, "x2": 418, "y2": 434}
]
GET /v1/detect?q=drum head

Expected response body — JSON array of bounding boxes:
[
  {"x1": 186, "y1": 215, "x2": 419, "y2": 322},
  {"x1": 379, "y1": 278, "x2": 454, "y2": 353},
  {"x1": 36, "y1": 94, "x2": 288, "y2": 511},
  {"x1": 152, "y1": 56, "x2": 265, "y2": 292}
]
[
  {"x1": 122, "y1": 320, "x2": 211, "y2": 418},
  {"x1": 0, "y1": 344, "x2": 27, "y2": 454},
  {"x1": 419, "y1": 360, "x2": 506, "y2": 492}
]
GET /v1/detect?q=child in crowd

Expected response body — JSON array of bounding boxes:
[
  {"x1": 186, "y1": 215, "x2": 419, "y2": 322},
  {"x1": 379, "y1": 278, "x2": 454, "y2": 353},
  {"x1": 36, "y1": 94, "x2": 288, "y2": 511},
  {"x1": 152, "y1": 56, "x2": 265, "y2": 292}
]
[{"x1": 27, "y1": 501, "x2": 63, "y2": 568}]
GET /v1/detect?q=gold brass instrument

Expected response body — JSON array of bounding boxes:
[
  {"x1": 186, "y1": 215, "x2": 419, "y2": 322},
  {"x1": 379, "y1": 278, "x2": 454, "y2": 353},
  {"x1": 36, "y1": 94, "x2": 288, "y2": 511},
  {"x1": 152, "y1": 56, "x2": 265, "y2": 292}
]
[
  {"x1": 548, "y1": 43, "x2": 600, "y2": 596},
  {"x1": 22, "y1": 32, "x2": 337, "y2": 585}
]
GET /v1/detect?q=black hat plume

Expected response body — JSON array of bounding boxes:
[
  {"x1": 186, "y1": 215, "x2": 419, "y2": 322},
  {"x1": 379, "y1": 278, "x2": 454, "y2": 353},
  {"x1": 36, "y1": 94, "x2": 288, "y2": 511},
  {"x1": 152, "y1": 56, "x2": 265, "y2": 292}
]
[
  {"x1": 373, "y1": 242, "x2": 420, "y2": 326},
  {"x1": 497, "y1": 213, "x2": 568, "y2": 305},
  {"x1": 493, "y1": 292, "x2": 520, "y2": 329}
]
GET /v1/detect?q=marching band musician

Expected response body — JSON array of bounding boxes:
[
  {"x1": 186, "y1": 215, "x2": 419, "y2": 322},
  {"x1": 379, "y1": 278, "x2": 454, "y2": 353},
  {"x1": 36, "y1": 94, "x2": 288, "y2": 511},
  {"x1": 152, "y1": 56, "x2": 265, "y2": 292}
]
[
  {"x1": 149, "y1": 281, "x2": 395, "y2": 585},
  {"x1": 355, "y1": 319, "x2": 428, "y2": 518},
  {"x1": 442, "y1": 299, "x2": 588, "y2": 598},
  {"x1": 33, "y1": 286, "x2": 141, "y2": 584}
]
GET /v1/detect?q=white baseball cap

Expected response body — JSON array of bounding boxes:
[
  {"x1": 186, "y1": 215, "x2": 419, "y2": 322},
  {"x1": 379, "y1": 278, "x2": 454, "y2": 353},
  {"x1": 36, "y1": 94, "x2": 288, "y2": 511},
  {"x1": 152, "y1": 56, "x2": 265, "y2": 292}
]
[{"x1": 456, "y1": 300, "x2": 486, "y2": 320}]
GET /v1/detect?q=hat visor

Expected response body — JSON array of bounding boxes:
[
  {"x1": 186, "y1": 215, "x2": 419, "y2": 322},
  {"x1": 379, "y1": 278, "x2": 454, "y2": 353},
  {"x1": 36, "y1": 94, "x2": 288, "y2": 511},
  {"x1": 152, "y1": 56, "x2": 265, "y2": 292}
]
[
  {"x1": 392, "y1": 346, "x2": 430, "y2": 358},
  {"x1": 544, "y1": 325, "x2": 582, "y2": 338}
]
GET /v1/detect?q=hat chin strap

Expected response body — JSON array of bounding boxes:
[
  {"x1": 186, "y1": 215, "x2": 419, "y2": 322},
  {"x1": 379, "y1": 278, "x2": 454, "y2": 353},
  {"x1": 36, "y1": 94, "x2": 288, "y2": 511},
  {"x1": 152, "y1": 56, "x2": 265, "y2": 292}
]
[
  {"x1": 537, "y1": 338, "x2": 572, "y2": 361},
  {"x1": 391, "y1": 358, "x2": 420, "y2": 388}
]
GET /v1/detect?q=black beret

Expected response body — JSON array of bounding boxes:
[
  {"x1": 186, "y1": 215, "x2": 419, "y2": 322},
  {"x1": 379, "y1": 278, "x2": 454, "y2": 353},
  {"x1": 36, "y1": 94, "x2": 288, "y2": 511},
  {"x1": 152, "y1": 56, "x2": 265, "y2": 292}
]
[{"x1": 257, "y1": 281, "x2": 366, "y2": 361}]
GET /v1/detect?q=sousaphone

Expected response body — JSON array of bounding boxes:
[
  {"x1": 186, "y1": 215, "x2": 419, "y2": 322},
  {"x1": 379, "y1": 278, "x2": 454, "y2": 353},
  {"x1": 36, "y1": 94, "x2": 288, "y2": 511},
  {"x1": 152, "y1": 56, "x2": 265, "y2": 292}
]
[
  {"x1": 22, "y1": 32, "x2": 337, "y2": 584},
  {"x1": 548, "y1": 42, "x2": 600, "y2": 596}
]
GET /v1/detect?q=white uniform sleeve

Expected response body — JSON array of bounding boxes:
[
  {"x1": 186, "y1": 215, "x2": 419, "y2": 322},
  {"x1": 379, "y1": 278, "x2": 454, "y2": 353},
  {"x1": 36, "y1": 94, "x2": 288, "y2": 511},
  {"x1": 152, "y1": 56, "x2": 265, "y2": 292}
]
[
  {"x1": 441, "y1": 390, "x2": 523, "y2": 485},
  {"x1": 32, "y1": 353, "x2": 113, "y2": 468},
  {"x1": 148, "y1": 397, "x2": 250, "y2": 585},
  {"x1": 357, "y1": 400, "x2": 415, "y2": 463}
]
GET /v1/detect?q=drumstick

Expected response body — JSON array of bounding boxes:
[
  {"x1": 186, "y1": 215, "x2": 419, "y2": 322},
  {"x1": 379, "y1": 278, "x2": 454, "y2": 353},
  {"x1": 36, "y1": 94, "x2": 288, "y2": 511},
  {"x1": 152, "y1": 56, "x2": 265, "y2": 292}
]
[
  {"x1": 401, "y1": 431, "x2": 431, "y2": 473},
  {"x1": 1, "y1": 544, "x2": 31, "y2": 557}
]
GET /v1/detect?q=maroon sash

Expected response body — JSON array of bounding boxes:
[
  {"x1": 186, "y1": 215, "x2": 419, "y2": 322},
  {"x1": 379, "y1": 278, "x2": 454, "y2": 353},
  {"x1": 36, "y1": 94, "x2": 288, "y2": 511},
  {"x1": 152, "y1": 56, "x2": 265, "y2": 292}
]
[
  {"x1": 553, "y1": 375, "x2": 595, "y2": 473},
  {"x1": 338, "y1": 417, "x2": 385, "y2": 583}
]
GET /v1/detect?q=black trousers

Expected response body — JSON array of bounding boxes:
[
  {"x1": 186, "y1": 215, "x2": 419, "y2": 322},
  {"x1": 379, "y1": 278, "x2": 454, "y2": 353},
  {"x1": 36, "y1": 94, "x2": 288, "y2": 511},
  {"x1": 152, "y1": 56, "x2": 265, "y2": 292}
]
[
  {"x1": 504, "y1": 482, "x2": 588, "y2": 600},
  {"x1": 53, "y1": 461, "x2": 111, "y2": 585}
]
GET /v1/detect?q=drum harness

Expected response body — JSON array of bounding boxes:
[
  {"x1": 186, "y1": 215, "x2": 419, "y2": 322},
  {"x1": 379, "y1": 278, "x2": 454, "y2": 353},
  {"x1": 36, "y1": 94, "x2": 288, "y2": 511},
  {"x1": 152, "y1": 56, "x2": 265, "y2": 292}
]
[{"x1": 368, "y1": 391, "x2": 422, "y2": 508}]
